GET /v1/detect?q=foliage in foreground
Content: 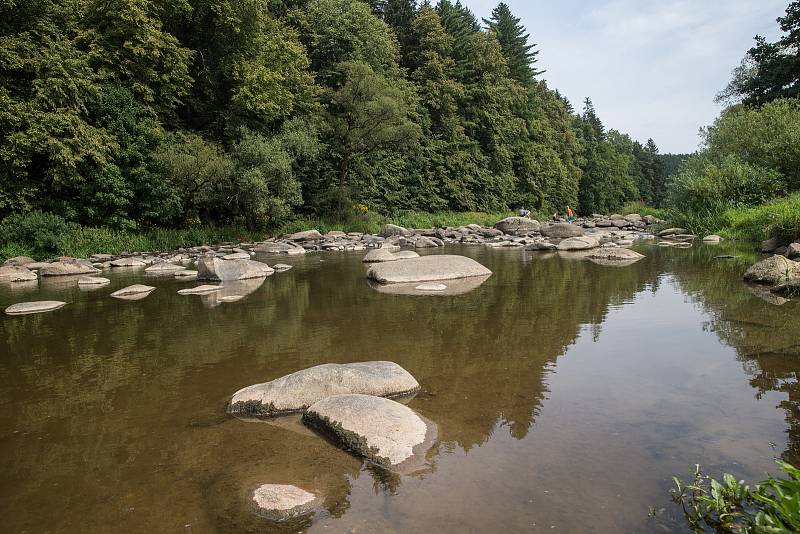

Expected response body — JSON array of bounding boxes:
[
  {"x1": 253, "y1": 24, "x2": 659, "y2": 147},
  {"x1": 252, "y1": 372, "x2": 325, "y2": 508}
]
[{"x1": 671, "y1": 461, "x2": 800, "y2": 533}]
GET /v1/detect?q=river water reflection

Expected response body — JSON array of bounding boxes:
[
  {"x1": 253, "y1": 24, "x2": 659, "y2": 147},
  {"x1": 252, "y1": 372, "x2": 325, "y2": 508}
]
[{"x1": 0, "y1": 243, "x2": 798, "y2": 532}]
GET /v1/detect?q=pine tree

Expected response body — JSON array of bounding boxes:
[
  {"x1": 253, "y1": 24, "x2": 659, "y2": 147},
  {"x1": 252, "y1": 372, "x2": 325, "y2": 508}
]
[
  {"x1": 383, "y1": 0, "x2": 417, "y2": 66},
  {"x1": 483, "y1": 2, "x2": 542, "y2": 84}
]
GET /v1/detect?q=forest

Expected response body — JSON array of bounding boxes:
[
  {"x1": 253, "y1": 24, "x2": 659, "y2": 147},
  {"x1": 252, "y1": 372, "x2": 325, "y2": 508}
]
[{"x1": 0, "y1": 0, "x2": 669, "y2": 237}]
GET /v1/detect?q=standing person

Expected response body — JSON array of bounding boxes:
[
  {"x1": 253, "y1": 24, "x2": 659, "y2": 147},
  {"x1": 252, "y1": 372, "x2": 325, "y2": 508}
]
[{"x1": 566, "y1": 206, "x2": 574, "y2": 223}]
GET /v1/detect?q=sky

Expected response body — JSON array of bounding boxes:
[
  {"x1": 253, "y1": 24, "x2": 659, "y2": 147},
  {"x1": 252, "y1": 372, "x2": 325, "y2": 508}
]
[{"x1": 467, "y1": 0, "x2": 788, "y2": 153}]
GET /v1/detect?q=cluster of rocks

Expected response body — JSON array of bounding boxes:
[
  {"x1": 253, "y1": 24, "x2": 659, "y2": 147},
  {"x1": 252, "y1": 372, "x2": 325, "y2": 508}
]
[
  {"x1": 1, "y1": 253, "x2": 291, "y2": 315},
  {"x1": 743, "y1": 236, "x2": 800, "y2": 298},
  {"x1": 227, "y1": 361, "x2": 434, "y2": 519}
]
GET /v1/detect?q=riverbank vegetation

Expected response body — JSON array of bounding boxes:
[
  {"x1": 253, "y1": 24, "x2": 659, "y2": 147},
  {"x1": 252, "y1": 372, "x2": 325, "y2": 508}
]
[
  {"x1": 664, "y1": 2, "x2": 800, "y2": 242},
  {"x1": 670, "y1": 461, "x2": 800, "y2": 533},
  {"x1": 1, "y1": 0, "x2": 670, "y2": 244}
]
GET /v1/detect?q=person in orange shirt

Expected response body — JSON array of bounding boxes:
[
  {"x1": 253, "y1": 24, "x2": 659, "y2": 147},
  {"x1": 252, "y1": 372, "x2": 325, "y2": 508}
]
[{"x1": 566, "y1": 206, "x2": 574, "y2": 222}]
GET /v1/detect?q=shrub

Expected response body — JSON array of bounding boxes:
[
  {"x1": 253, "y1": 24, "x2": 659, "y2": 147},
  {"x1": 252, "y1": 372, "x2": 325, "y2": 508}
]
[{"x1": 0, "y1": 211, "x2": 78, "y2": 258}]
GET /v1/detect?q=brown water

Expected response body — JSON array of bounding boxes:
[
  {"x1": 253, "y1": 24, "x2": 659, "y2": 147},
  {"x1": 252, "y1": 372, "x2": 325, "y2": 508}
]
[{"x1": 1, "y1": 243, "x2": 799, "y2": 533}]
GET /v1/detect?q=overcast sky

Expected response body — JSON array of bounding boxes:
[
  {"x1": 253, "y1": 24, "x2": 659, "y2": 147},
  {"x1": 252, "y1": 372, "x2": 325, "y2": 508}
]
[{"x1": 467, "y1": 0, "x2": 788, "y2": 153}]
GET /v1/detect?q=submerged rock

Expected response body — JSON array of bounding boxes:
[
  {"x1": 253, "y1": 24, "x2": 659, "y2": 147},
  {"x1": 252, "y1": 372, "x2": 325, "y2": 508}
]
[
  {"x1": 38, "y1": 261, "x2": 100, "y2": 277},
  {"x1": 77, "y1": 276, "x2": 110, "y2": 286},
  {"x1": 197, "y1": 256, "x2": 273, "y2": 281},
  {"x1": 369, "y1": 275, "x2": 490, "y2": 296},
  {"x1": 303, "y1": 394, "x2": 429, "y2": 468},
  {"x1": 743, "y1": 256, "x2": 800, "y2": 285},
  {"x1": 271, "y1": 263, "x2": 292, "y2": 271},
  {"x1": 556, "y1": 236, "x2": 600, "y2": 251},
  {"x1": 541, "y1": 223, "x2": 584, "y2": 239},
  {"x1": 5, "y1": 301, "x2": 66, "y2": 315},
  {"x1": 0, "y1": 266, "x2": 37, "y2": 282},
  {"x1": 493, "y1": 217, "x2": 541, "y2": 235},
  {"x1": 366, "y1": 255, "x2": 491, "y2": 284},
  {"x1": 228, "y1": 361, "x2": 419, "y2": 417},
  {"x1": 251, "y1": 484, "x2": 319, "y2": 520},
  {"x1": 174, "y1": 270, "x2": 198, "y2": 278},
  {"x1": 415, "y1": 282, "x2": 447, "y2": 291}
]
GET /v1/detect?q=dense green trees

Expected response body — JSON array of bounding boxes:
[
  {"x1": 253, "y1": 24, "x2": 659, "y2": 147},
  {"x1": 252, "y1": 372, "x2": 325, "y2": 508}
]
[{"x1": 0, "y1": 0, "x2": 663, "y2": 230}]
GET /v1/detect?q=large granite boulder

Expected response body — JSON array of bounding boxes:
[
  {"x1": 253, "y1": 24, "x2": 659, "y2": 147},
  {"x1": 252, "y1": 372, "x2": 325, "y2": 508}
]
[
  {"x1": 286, "y1": 229, "x2": 322, "y2": 242},
  {"x1": 556, "y1": 236, "x2": 600, "y2": 251},
  {"x1": 414, "y1": 236, "x2": 439, "y2": 248},
  {"x1": 787, "y1": 243, "x2": 800, "y2": 260},
  {"x1": 253, "y1": 242, "x2": 295, "y2": 253},
  {"x1": 303, "y1": 394, "x2": 430, "y2": 468},
  {"x1": 38, "y1": 261, "x2": 100, "y2": 276},
  {"x1": 493, "y1": 217, "x2": 541, "y2": 235},
  {"x1": 197, "y1": 256, "x2": 273, "y2": 281},
  {"x1": 228, "y1": 361, "x2": 420, "y2": 417},
  {"x1": 366, "y1": 255, "x2": 491, "y2": 284},
  {"x1": 5, "y1": 301, "x2": 66, "y2": 315},
  {"x1": 0, "y1": 266, "x2": 37, "y2": 282},
  {"x1": 144, "y1": 262, "x2": 186, "y2": 273},
  {"x1": 251, "y1": 484, "x2": 319, "y2": 520},
  {"x1": 541, "y1": 223, "x2": 584, "y2": 239},
  {"x1": 379, "y1": 224, "x2": 410, "y2": 238},
  {"x1": 743, "y1": 256, "x2": 800, "y2": 285}
]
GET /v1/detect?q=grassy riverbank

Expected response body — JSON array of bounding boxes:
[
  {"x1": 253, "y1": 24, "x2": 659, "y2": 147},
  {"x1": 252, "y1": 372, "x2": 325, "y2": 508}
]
[
  {"x1": 664, "y1": 192, "x2": 800, "y2": 243},
  {"x1": 0, "y1": 210, "x2": 515, "y2": 262}
]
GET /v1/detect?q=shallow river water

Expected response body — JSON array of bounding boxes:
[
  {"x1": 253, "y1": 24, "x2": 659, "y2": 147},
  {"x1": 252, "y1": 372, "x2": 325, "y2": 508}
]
[{"x1": 1, "y1": 243, "x2": 799, "y2": 533}]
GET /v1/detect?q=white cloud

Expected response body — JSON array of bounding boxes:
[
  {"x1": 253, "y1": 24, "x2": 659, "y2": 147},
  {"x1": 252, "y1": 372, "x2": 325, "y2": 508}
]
[{"x1": 468, "y1": 0, "x2": 788, "y2": 152}]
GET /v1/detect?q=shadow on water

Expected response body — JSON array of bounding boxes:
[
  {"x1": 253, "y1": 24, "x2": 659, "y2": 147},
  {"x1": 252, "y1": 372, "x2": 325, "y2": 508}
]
[{"x1": 0, "y1": 243, "x2": 798, "y2": 532}]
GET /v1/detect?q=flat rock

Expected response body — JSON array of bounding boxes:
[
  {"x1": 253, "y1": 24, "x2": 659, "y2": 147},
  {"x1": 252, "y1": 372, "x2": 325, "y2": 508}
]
[
  {"x1": 3, "y1": 256, "x2": 35, "y2": 267},
  {"x1": 218, "y1": 295, "x2": 244, "y2": 303},
  {"x1": 743, "y1": 256, "x2": 800, "y2": 285},
  {"x1": 658, "y1": 227, "x2": 687, "y2": 237},
  {"x1": 77, "y1": 276, "x2": 110, "y2": 286},
  {"x1": 110, "y1": 284, "x2": 156, "y2": 298},
  {"x1": 703, "y1": 235, "x2": 723, "y2": 242},
  {"x1": 174, "y1": 270, "x2": 198, "y2": 278},
  {"x1": 0, "y1": 266, "x2": 37, "y2": 282},
  {"x1": 366, "y1": 255, "x2": 491, "y2": 284},
  {"x1": 493, "y1": 217, "x2": 541, "y2": 235},
  {"x1": 144, "y1": 263, "x2": 186, "y2": 273},
  {"x1": 38, "y1": 261, "x2": 100, "y2": 277},
  {"x1": 303, "y1": 394, "x2": 428, "y2": 467},
  {"x1": 541, "y1": 223, "x2": 584, "y2": 239},
  {"x1": 228, "y1": 361, "x2": 419, "y2": 417},
  {"x1": 109, "y1": 258, "x2": 146, "y2": 268},
  {"x1": 556, "y1": 236, "x2": 600, "y2": 251},
  {"x1": 197, "y1": 257, "x2": 273, "y2": 281},
  {"x1": 586, "y1": 247, "x2": 644, "y2": 261},
  {"x1": 252, "y1": 484, "x2": 319, "y2": 520},
  {"x1": 253, "y1": 242, "x2": 294, "y2": 253},
  {"x1": 178, "y1": 285, "x2": 223, "y2": 295},
  {"x1": 5, "y1": 301, "x2": 66, "y2": 315},
  {"x1": 271, "y1": 264, "x2": 292, "y2": 271}
]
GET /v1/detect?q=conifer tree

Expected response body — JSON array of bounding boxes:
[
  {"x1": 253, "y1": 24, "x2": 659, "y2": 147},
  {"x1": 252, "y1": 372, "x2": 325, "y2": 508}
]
[{"x1": 483, "y1": 2, "x2": 542, "y2": 84}]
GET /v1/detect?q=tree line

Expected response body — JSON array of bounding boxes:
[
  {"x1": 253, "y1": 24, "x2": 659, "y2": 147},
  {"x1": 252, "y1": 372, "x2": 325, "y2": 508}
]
[{"x1": 0, "y1": 0, "x2": 669, "y2": 231}]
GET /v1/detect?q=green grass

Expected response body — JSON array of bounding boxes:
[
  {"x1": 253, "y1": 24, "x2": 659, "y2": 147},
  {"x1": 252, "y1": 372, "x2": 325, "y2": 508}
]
[
  {"x1": 666, "y1": 192, "x2": 800, "y2": 242},
  {"x1": 621, "y1": 201, "x2": 667, "y2": 219}
]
